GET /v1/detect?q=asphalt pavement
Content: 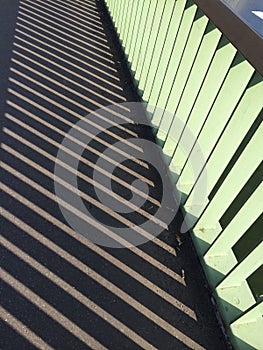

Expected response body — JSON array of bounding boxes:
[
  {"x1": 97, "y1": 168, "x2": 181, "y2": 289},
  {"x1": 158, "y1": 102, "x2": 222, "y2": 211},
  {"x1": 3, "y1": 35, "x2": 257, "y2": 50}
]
[{"x1": 1, "y1": 0, "x2": 228, "y2": 349}]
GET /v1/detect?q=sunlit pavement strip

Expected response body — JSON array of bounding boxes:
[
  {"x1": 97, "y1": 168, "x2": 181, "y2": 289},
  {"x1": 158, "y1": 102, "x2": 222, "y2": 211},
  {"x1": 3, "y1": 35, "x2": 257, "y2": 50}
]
[{"x1": 1, "y1": 0, "x2": 227, "y2": 349}]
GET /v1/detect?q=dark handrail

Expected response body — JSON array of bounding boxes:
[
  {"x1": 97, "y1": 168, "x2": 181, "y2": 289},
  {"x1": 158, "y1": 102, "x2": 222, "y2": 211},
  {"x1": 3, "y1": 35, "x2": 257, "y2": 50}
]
[{"x1": 194, "y1": 0, "x2": 263, "y2": 75}]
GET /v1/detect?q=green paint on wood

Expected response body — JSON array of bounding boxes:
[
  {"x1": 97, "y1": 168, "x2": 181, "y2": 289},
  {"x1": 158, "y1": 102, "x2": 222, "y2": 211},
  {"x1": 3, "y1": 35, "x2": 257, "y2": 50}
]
[{"x1": 104, "y1": 1, "x2": 263, "y2": 348}]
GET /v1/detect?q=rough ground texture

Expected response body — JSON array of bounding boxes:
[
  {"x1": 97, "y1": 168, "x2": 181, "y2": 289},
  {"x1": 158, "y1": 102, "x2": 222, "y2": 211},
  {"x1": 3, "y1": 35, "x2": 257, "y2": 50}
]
[{"x1": 1, "y1": 0, "x2": 228, "y2": 349}]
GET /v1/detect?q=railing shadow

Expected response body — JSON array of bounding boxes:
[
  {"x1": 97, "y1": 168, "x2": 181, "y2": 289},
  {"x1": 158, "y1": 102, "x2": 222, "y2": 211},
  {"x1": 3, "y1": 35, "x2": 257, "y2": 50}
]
[{"x1": 1, "y1": 0, "x2": 227, "y2": 349}]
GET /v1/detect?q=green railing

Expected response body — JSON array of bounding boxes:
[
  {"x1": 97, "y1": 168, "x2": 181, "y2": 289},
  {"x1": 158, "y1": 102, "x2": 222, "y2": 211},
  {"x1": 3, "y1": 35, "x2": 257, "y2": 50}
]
[{"x1": 104, "y1": 0, "x2": 263, "y2": 349}]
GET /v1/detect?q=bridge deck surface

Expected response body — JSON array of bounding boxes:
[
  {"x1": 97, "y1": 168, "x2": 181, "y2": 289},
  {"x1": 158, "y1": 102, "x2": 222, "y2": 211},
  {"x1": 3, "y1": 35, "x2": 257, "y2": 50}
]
[{"x1": 1, "y1": 1, "x2": 227, "y2": 349}]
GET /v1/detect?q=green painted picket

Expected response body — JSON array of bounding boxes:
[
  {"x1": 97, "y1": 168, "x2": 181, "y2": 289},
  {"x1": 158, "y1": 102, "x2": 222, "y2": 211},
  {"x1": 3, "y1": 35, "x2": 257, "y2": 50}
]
[{"x1": 105, "y1": 0, "x2": 263, "y2": 349}]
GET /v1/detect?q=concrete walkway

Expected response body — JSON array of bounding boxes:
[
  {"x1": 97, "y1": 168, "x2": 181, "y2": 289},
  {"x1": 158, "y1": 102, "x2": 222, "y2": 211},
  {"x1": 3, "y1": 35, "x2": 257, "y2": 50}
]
[{"x1": 1, "y1": 0, "x2": 227, "y2": 349}]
